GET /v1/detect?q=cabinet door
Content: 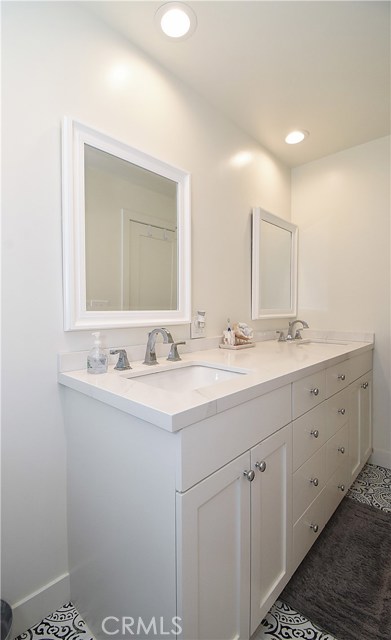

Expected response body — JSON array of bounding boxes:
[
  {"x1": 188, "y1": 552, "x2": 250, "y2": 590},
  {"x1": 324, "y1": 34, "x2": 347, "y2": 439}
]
[
  {"x1": 359, "y1": 372, "x2": 372, "y2": 464},
  {"x1": 250, "y1": 424, "x2": 292, "y2": 635},
  {"x1": 349, "y1": 371, "x2": 373, "y2": 483},
  {"x1": 176, "y1": 452, "x2": 251, "y2": 640}
]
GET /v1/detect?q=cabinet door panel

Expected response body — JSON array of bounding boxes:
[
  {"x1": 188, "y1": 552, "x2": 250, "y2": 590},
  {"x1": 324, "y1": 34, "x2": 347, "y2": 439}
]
[
  {"x1": 176, "y1": 452, "x2": 251, "y2": 640},
  {"x1": 250, "y1": 424, "x2": 292, "y2": 635},
  {"x1": 360, "y1": 373, "x2": 372, "y2": 464}
]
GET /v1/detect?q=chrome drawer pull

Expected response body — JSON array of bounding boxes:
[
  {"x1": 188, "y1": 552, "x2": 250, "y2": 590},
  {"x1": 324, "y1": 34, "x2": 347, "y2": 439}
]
[
  {"x1": 310, "y1": 387, "x2": 320, "y2": 396},
  {"x1": 310, "y1": 477, "x2": 319, "y2": 487},
  {"x1": 255, "y1": 460, "x2": 267, "y2": 473},
  {"x1": 338, "y1": 446, "x2": 345, "y2": 454},
  {"x1": 361, "y1": 381, "x2": 369, "y2": 389},
  {"x1": 338, "y1": 374, "x2": 346, "y2": 381},
  {"x1": 243, "y1": 469, "x2": 255, "y2": 482},
  {"x1": 310, "y1": 429, "x2": 319, "y2": 438},
  {"x1": 310, "y1": 523, "x2": 319, "y2": 533},
  {"x1": 338, "y1": 408, "x2": 346, "y2": 415},
  {"x1": 338, "y1": 484, "x2": 345, "y2": 492}
]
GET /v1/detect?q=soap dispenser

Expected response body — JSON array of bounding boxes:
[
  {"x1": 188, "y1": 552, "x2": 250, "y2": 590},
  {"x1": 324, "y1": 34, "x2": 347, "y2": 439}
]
[{"x1": 87, "y1": 332, "x2": 108, "y2": 374}]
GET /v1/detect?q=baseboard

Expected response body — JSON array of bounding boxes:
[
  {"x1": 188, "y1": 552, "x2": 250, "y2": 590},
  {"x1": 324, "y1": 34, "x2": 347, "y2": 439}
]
[
  {"x1": 11, "y1": 572, "x2": 70, "y2": 639},
  {"x1": 369, "y1": 448, "x2": 391, "y2": 470}
]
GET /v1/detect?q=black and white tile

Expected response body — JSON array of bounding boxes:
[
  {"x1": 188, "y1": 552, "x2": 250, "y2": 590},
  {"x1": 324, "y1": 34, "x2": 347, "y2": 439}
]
[
  {"x1": 254, "y1": 599, "x2": 337, "y2": 640},
  {"x1": 347, "y1": 463, "x2": 391, "y2": 511},
  {"x1": 15, "y1": 603, "x2": 93, "y2": 640},
  {"x1": 14, "y1": 463, "x2": 390, "y2": 640}
]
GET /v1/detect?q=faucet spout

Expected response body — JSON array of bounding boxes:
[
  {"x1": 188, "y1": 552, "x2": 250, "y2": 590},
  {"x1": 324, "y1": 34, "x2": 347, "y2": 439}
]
[
  {"x1": 287, "y1": 319, "x2": 309, "y2": 340},
  {"x1": 143, "y1": 328, "x2": 174, "y2": 365}
]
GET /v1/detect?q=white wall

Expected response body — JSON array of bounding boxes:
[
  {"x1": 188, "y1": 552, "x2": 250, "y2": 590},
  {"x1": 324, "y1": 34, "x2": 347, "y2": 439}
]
[
  {"x1": 2, "y1": 1, "x2": 290, "y2": 632},
  {"x1": 292, "y1": 136, "x2": 391, "y2": 467}
]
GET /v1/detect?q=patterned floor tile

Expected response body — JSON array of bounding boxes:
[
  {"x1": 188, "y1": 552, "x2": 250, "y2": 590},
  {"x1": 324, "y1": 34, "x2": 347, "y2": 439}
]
[
  {"x1": 347, "y1": 463, "x2": 391, "y2": 511},
  {"x1": 254, "y1": 599, "x2": 337, "y2": 640},
  {"x1": 14, "y1": 603, "x2": 94, "y2": 640}
]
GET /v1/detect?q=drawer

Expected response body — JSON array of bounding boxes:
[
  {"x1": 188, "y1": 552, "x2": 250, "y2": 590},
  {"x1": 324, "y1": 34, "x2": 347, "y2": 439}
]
[
  {"x1": 349, "y1": 350, "x2": 373, "y2": 383},
  {"x1": 326, "y1": 423, "x2": 349, "y2": 477},
  {"x1": 177, "y1": 384, "x2": 291, "y2": 491},
  {"x1": 292, "y1": 487, "x2": 330, "y2": 573},
  {"x1": 292, "y1": 403, "x2": 328, "y2": 472},
  {"x1": 292, "y1": 369, "x2": 326, "y2": 419},
  {"x1": 293, "y1": 446, "x2": 327, "y2": 523},
  {"x1": 325, "y1": 465, "x2": 350, "y2": 516},
  {"x1": 326, "y1": 359, "x2": 351, "y2": 397},
  {"x1": 326, "y1": 387, "x2": 350, "y2": 438}
]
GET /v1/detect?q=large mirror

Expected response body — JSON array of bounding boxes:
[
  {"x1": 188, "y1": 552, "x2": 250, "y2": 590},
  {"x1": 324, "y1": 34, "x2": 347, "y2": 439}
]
[
  {"x1": 62, "y1": 118, "x2": 191, "y2": 330},
  {"x1": 251, "y1": 208, "x2": 298, "y2": 319}
]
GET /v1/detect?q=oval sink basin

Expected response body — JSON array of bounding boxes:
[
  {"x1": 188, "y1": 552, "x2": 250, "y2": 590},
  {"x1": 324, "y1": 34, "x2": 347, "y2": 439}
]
[{"x1": 129, "y1": 364, "x2": 247, "y2": 393}]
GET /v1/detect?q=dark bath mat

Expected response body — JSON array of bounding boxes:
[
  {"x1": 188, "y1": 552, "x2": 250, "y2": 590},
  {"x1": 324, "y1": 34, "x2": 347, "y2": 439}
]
[{"x1": 281, "y1": 498, "x2": 391, "y2": 640}]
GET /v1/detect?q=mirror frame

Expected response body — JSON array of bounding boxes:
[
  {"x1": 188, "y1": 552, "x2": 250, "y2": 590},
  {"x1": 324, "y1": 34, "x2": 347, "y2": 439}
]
[
  {"x1": 251, "y1": 207, "x2": 298, "y2": 319},
  {"x1": 61, "y1": 117, "x2": 191, "y2": 330}
]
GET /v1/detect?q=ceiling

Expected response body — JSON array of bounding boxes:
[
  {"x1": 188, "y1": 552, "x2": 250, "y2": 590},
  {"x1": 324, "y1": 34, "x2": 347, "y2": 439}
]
[{"x1": 86, "y1": 1, "x2": 390, "y2": 167}]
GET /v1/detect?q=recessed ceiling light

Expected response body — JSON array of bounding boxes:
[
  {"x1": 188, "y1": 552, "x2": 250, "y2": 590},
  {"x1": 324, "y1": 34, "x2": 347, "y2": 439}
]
[
  {"x1": 155, "y1": 2, "x2": 197, "y2": 40},
  {"x1": 285, "y1": 130, "x2": 309, "y2": 145}
]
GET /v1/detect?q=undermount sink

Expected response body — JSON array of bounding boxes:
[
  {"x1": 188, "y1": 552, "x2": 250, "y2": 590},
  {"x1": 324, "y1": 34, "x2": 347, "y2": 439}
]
[
  {"x1": 129, "y1": 364, "x2": 247, "y2": 393},
  {"x1": 296, "y1": 339, "x2": 349, "y2": 346}
]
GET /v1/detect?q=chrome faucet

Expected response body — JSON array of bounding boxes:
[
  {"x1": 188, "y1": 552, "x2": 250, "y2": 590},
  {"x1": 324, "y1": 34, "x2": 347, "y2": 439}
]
[
  {"x1": 143, "y1": 328, "x2": 174, "y2": 365},
  {"x1": 286, "y1": 319, "x2": 309, "y2": 341},
  {"x1": 110, "y1": 348, "x2": 131, "y2": 370}
]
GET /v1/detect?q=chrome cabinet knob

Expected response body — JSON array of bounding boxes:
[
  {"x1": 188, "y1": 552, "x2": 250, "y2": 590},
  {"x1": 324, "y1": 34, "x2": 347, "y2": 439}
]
[
  {"x1": 310, "y1": 429, "x2": 319, "y2": 438},
  {"x1": 310, "y1": 523, "x2": 319, "y2": 533},
  {"x1": 338, "y1": 484, "x2": 345, "y2": 492},
  {"x1": 310, "y1": 387, "x2": 320, "y2": 396},
  {"x1": 338, "y1": 408, "x2": 346, "y2": 415},
  {"x1": 243, "y1": 469, "x2": 255, "y2": 482},
  {"x1": 255, "y1": 460, "x2": 267, "y2": 473},
  {"x1": 361, "y1": 381, "x2": 369, "y2": 389},
  {"x1": 338, "y1": 446, "x2": 345, "y2": 454},
  {"x1": 338, "y1": 374, "x2": 346, "y2": 381},
  {"x1": 310, "y1": 477, "x2": 319, "y2": 487}
]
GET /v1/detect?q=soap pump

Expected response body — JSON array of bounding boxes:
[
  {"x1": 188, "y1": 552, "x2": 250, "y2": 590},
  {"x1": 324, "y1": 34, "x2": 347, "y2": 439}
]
[{"x1": 87, "y1": 332, "x2": 108, "y2": 374}]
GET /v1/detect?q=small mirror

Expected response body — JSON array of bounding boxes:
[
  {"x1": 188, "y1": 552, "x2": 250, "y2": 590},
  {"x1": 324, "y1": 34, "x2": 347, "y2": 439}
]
[
  {"x1": 62, "y1": 118, "x2": 191, "y2": 330},
  {"x1": 251, "y1": 208, "x2": 298, "y2": 319}
]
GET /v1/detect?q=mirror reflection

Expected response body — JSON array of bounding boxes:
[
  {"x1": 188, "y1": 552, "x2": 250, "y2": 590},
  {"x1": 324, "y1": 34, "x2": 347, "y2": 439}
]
[
  {"x1": 61, "y1": 117, "x2": 191, "y2": 330},
  {"x1": 84, "y1": 146, "x2": 178, "y2": 312},
  {"x1": 252, "y1": 208, "x2": 298, "y2": 319}
]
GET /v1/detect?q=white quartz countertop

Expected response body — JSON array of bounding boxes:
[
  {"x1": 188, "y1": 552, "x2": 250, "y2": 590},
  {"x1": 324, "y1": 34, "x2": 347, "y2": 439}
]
[{"x1": 58, "y1": 338, "x2": 373, "y2": 432}]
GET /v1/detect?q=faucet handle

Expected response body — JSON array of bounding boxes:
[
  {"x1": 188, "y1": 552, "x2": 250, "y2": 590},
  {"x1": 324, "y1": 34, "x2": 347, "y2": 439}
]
[
  {"x1": 276, "y1": 330, "x2": 286, "y2": 342},
  {"x1": 167, "y1": 342, "x2": 186, "y2": 362},
  {"x1": 110, "y1": 349, "x2": 132, "y2": 370}
]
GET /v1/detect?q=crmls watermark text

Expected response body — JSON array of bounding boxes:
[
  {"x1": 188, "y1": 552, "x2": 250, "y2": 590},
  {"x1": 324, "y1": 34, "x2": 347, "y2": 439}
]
[{"x1": 102, "y1": 616, "x2": 182, "y2": 637}]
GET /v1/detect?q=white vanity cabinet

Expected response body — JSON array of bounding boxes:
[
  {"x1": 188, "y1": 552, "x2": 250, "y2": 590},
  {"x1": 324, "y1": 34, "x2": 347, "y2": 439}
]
[{"x1": 60, "y1": 341, "x2": 373, "y2": 640}]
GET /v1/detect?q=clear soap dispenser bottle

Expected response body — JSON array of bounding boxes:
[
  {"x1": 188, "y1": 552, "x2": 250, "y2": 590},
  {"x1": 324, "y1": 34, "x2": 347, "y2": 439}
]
[{"x1": 87, "y1": 331, "x2": 108, "y2": 374}]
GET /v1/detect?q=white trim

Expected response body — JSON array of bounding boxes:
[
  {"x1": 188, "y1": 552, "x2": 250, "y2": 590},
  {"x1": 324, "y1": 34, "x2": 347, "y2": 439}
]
[
  {"x1": 251, "y1": 208, "x2": 298, "y2": 320},
  {"x1": 369, "y1": 448, "x2": 391, "y2": 470},
  {"x1": 61, "y1": 117, "x2": 191, "y2": 330},
  {"x1": 11, "y1": 573, "x2": 70, "y2": 639}
]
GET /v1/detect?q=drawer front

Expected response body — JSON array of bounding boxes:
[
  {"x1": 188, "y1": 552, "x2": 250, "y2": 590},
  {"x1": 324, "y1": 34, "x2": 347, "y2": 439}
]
[
  {"x1": 349, "y1": 350, "x2": 373, "y2": 383},
  {"x1": 292, "y1": 370, "x2": 326, "y2": 419},
  {"x1": 293, "y1": 446, "x2": 327, "y2": 523},
  {"x1": 292, "y1": 403, "x2": 328, "y2": 472},
  {"x1": 326, "y1": 423, "x2": 349, "y2": 478},
  {"x1": 292, "y1": 488, "x2": 330, "y2": 573},
  {"x1": 177, "y1": 385, "x2": 291, "y2": 491},
  {"x1": 326, "y1": 359, "x2": 351, "y2": 397},
  {"x1": 325, "y1": 464, "x2": 350, "y2": 516},
  {"x1": 326, "y1": 388, "x2": 350, "y2": 438}
]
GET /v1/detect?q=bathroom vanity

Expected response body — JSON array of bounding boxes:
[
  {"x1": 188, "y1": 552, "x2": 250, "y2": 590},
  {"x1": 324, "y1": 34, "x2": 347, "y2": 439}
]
[{"x1": 59, "y1": 338, "x2": 373, "y2": 640}]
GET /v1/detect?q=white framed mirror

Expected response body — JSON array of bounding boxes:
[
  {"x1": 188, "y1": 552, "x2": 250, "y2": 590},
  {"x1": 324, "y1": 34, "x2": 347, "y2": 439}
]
[
  {"x1": 251, "y1": 208, "x2": 298, "y2": 319},
  {"x1": 62, "y1": 118, "x2": 191, "y2": 330}
]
